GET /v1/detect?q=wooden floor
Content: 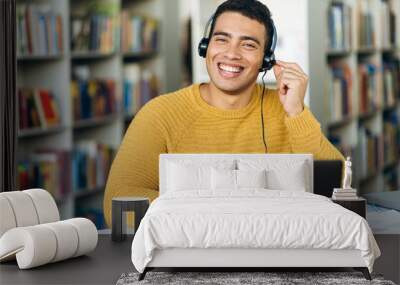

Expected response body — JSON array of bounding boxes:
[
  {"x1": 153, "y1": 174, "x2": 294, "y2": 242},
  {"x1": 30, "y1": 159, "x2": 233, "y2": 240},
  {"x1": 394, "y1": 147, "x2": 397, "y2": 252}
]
[{"x1": 373, "y1": 234, "x2": 400, "y2": 284}]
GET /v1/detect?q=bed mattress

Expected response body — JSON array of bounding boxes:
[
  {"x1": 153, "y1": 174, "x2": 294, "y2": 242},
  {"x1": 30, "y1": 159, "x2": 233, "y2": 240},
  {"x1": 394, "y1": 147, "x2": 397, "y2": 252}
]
[{"x1": 131, "y1": 189, "x2": 381, "y2": 273}]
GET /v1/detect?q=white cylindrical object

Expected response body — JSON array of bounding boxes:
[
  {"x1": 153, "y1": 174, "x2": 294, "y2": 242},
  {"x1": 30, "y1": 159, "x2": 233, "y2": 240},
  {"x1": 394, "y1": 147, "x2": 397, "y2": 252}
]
[
  {"x1": 0, "y1": 226, "x2": 57, "y2": 269},
  {"x1": 42, "y1": 221, "x2": 79, "y2": 263},
  {"x1": 64, "y1": 218, "x2": 98, "y2": 257},
  {"x1": 23, "y1": 189, "x2": 60, "y2": 223},
  {"x1": 0, "y1": 192, "x2": 39, "y2": 227},
  {"x1": 0, "y1": 196, "x2": 17, "y2": 238}
]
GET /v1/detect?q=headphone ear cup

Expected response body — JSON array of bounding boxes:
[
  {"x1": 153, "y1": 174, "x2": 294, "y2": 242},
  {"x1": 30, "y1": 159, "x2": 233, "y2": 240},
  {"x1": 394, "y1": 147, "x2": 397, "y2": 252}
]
[
  {"x1": 260, "y1": 54, "x2": 276, "y2": 72},
  {"x1": 198, "y1": 38, "x2": 209, "y2": 58}
]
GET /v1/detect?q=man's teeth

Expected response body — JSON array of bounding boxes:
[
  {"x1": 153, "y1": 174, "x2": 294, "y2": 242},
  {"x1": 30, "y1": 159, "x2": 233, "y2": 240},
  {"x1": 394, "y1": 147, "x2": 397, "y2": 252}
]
[{"x1": 219, "y1": 64, "x2": 242, "y2": 73}]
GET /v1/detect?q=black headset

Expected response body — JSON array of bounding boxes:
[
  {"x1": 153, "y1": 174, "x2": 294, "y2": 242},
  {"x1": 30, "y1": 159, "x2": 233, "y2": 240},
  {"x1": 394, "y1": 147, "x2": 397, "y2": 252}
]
[
  {"x1": 197, "y1": 12, "x2": 277, "y2": 153},
  {"x1": 197, "y1": 13, "x2": 277, "y2": 72}
]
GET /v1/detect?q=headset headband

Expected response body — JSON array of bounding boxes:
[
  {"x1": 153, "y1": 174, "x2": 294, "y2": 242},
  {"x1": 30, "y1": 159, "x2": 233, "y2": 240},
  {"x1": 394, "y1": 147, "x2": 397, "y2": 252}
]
[{"x1": 202, "y1": 13, "x2": 277, "y2": 55}]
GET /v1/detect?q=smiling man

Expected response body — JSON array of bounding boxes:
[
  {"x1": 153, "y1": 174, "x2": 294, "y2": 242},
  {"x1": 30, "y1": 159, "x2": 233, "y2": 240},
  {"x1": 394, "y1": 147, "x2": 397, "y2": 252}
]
[{"x1": 103, "y1": 0, "x2": 345, "y2": 226}]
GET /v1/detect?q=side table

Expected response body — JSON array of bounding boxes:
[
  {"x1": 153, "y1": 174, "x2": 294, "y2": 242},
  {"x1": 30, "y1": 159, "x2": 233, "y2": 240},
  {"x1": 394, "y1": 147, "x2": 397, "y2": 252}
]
[
  {"x1": 331, "y1": 197, "x2": 366, "y2": 218},
  {"x1": 112, "y1": 197, "x2": 149, "y2": 242}
]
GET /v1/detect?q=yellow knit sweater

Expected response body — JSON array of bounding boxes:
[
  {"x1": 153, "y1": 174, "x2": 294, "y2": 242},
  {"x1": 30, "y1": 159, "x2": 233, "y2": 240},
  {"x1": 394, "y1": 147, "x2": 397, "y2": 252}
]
[{"x1": 103, "y1": 83, "x2": 344, "y2": 226}]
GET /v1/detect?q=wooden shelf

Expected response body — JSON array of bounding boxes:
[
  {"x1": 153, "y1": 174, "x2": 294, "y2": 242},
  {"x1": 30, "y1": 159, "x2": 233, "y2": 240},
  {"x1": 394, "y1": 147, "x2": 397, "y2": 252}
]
[
  {"x1": 17, "y1": 54, "x2": 64, "y2": 61},
  {"x1": 71, "y1": 51, "x2": 116, "y2": 60},
  {"x1": 326, "y1": 49, "x2": 352, "y2": 57},
  {"x1": 357, "y1": 46, "x2": 376, "y2": 54},
  {"x1": 383, "y1": 160, "x2": 400, "y2": 172},
  {"x1": 18, "y1": 125, "x2": 66, "y2": 138},
  {"x1": 358, "y1": 109, "x2": 380, "y2": 121},
  {"x1": 73, "y1": 114, "x2": 119, "y2": 130},
  {"x1": 328, "y1": 115, "x2": 354, "y2": 129},
  {"x1": 123, "y1": 50, "x2": 158, "y2": 61},
  {"x1": 383, "y1": 104, "x2": 398, "y2": 112}
]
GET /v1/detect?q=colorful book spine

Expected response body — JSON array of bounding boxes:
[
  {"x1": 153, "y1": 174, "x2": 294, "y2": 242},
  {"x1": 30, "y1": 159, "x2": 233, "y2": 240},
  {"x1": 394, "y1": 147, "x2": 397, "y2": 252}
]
[
  {"x1": 327, "y1": 62, "x2": 353, "y2": 122},
  {"x1": 17, "y1": 150, "x2": 71, "y2": 200},
  {"x1": 327, "y1": 2, "x2": 352, "y2": 50},
  {"x1": 123, "y1": 64, "x2": 159, "y2": 116},
  {"x1": 18, "y1": 88, "x2": 61, "y2": 130},
  {"x1": 121, "y1": 11, "x2": 159, "y2": 53},
  {"x1": 72, "y1": 141, "x2": 114, "y2": 192},
  {"x1": 16, "y1": 3, "x2": 63, "y2": 56},
  {"x1": 71, "y1": 79, "x2": 117, "y2": 121},
  {"x1": 71, "y1": 7, "x2": 119, "y2": 53}
]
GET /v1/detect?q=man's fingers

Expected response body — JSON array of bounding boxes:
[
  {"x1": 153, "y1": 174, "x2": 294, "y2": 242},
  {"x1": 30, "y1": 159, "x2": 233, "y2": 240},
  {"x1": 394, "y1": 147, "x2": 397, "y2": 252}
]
[
  {"x1": 276, "y1": 60, "x2": 305, "y2": 74},
  {"x1": 272, "y1": 65, "x2": 282, "y2": 79}
]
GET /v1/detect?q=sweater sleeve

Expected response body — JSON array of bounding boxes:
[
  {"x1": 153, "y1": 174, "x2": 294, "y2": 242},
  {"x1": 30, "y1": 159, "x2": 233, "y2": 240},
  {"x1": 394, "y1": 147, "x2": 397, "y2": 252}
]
[
  {"x1": 284, "y1": 106, "x2": 345, "y2": 162},
  {"x1": 103, "y1": 100, "x2": 167, "y2": 227}
]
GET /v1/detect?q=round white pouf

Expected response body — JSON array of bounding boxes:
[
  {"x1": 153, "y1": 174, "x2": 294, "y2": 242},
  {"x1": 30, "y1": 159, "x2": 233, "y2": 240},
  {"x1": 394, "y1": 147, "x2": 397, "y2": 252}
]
[
  {"x1": 64, "y1": 218, "x2": 98, "y2": 257},
  {"x1": 0, "y1": 226, "x2": 57, "y2": 269},
  {"x1": 42, "y1": 221, "x2": 79, "y2": 262},
  {"x1": 0, "y1": 191, "x2": 39, "y2": 227},
  {"x1": 23, "y1": 189, "x2": 60, "y2": 223},
  {"x1": 0, "y1": 196, "x2": 17, "y2": 238}
]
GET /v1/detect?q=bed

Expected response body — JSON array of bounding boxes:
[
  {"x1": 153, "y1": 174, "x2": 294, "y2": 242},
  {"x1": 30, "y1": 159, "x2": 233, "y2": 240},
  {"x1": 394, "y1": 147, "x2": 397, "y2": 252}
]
[{"x1": 130, "y1": 154, "x2": 381, "y2": 281}]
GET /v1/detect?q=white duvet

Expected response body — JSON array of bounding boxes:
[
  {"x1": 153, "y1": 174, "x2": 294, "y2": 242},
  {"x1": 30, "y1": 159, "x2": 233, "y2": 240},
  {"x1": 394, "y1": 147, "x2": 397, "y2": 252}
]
[{"x1": 131, "y1": 190, "x2": 381, "y2": 273}]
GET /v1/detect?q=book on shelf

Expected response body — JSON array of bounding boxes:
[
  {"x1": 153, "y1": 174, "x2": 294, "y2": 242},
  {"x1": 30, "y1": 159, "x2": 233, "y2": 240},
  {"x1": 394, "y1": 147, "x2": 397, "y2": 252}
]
[
  {"x1": 123, "y1": 64, "x2": 160, "y2": 116},
  {"x1": 355, "y1": 126, "x2": 384, "y2": 180},
  {"x1": 383, "y1": 111, "x2": 399, "y2": 166},
  {"x1": 72, "y1": 141, "x2": 115, "y2": 192},
  {"x1": 18, "y1": 88, "x2": 61, "y2": 130},
  {"x1": 382, "y1": 57, "x2": 400, "y2": 108},
  {"x1": 358, "y1": 62, "x2": 380, "y2": 114},
  {"x1": 121, "y1": 11, "x2": 159, "y2": 53},
  {"x1": 16, "y1": 3, "x2": 63, "y2": 56},
  {"x1": 333, "y1": 188, "x2": 357, "y2": 193},
  {"x1": 380, "y1": 0, "x2": 397, "y2": 48},
  {"x1": 332, "y1": 195, "x2": 359, "y2": 200},
  {"x1": 70, "y1": 78, "x2": 117, "y2": 121},
  {"x1": 358, "y1": 0, "x2": 375, "y2": 48},
  {"x1": 327, "y1": 2, "x2": 352, "y2": 51},
  {"x1": 326, "y1": 61, "x2": 353, "y2": 122},
  {"x1": 17, "y1": 149, "x2": 71, "y2": 201},
  {"x1": 70, "y1": 2, "x2": 120, "y2": 54}
]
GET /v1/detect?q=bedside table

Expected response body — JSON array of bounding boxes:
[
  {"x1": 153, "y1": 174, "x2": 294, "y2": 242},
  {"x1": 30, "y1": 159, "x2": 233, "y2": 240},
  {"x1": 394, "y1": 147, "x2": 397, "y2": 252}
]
[{"x1": 331, "y1": 197, "x2": 366, "y2": 218}]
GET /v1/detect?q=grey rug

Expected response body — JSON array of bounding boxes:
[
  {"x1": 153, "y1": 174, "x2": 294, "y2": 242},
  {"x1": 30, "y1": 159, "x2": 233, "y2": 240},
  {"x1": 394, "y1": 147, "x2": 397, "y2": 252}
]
[{"x1": 116, "y1": 271, "x2": 396, "y2": 285}]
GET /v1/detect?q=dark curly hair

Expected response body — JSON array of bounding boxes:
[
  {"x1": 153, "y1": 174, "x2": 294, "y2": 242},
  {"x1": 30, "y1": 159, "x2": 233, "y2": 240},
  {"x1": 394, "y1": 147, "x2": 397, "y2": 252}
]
[{"x1": 209, "y1": 0, "x2": 274, "y2": 51}]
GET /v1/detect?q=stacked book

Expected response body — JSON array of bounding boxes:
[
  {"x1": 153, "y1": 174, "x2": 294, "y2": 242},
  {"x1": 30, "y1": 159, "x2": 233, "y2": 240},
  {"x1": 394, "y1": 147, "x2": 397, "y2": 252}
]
[
  {"x1": 332, "y1": 188, "x2": 358, "y2": 200},
  {"x1": 121, "y1": 12, "x2": 159, "y2": 53},
  {"x1": 70, "y1": 79, "x2": 117, "y2": 121},
  {"x1": 326, "y1": 62, "x2": 353, "y2": 122},
  {"x1": 17, "y1": 149, "x2": 71, "y2": 201},
  {"x1": 18, "y1": 88, "x2": 61, "y2": 130},
  {"x1": 16, "y1": 3, "x2": 64, "y2": 56},
  {"x1": 123, "y1": 64, "x2": 160, "y2": 116},
  {"x1": 327, "y1": 2, "x2": 352, "y2": 51}
]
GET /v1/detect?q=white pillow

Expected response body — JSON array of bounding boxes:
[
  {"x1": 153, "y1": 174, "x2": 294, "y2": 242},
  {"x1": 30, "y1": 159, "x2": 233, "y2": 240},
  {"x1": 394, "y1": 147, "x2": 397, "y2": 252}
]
[
  {"x1": 265, "y1": 163, "x2": 307, "y2": 191},
  {"x1": 167, "y1": 162, "x2": 211, "y2": 191},
  {"x1": 211, "y1": 168, "x2": 268, "y2": 190},
  {"x1": 238, "y1": 159, "x2": 308, "y2": 192},
  {"x1": 211, "y1": 168, "x2": 236, "y2": 190},
  {"x1": 166, "y1": 160, "x2": 236, "y2": 192},
  {"x1": 237, "y1": 169, "x2": 267, "y2": 188}
]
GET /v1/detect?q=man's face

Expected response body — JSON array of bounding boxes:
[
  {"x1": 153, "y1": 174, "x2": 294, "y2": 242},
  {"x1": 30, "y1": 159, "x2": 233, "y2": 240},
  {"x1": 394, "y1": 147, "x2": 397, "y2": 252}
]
[{"x1": 206, "y1": 12, "x2": 267, "y2": 94}]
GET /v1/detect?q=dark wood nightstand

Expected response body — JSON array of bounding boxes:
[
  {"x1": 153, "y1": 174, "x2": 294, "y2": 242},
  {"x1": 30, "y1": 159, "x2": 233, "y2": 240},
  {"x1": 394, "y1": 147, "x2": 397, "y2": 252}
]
[{"x1": 331, "y1": 197, "x2": 366, "y2": 218}]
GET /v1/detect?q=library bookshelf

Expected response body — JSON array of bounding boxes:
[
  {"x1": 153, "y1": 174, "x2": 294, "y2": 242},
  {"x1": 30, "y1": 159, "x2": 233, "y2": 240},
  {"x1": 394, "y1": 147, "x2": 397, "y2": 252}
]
[
  {"x1": 324, "y1": 0, "x2": 400, "y2": 195},
  {"x1": 15, "y1": 0, "x2": 178, "y2": 227}
]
